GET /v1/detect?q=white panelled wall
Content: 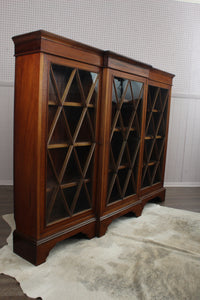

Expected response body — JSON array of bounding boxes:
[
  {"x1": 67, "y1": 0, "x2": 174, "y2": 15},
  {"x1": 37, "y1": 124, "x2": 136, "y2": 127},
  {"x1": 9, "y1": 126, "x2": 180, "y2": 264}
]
[
  {"x1": 0, "y1": 83, "x2": 14, "y2": 185},
  {"x1": 0, "y1": 0, "x2": 200, "y2": 186},
  {"x1": 165, "y1": 95, "x2": 200, "y2": 186}
]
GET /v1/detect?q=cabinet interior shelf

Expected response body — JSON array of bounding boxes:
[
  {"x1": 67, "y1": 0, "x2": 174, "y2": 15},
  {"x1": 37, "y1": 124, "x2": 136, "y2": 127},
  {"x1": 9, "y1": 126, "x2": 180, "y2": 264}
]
[
  {"x1": 145, "y1": 135, "x2": 162, "y2": 140},
  {"x1": 149, "y1": 109, "x2": 160, "y2": 113},
  {"x1": 48, "y1": 101, "x2": 95, "y2": 108},
  {"x1": 47, "y1": 142, "x2": 93, "y2": 149},
  {"x1": 109, "y1": 164, "x2": 129, "y2": 172},
  {"x1": 46, "y1": 178, "x2": 91, "y2": 192},
  {"x1": 143, "y1": 160, "x2": 158, "y2": 167},
  {"x1": 114, "y1": 127, "x2": 135, "y2": 132},
  {"x1": 123, "y1": 99, "x2": 134, "y2": 103}
]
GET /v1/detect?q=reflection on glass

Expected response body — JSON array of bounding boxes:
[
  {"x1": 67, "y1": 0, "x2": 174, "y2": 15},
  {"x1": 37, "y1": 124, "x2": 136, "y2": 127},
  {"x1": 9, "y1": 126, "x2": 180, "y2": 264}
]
[
  {"x1": 112, "y1": 78, "x2": 143, "y2": 103},
  {"x1": 49, "y1": 64, "x2": 98, "y2": 105}
]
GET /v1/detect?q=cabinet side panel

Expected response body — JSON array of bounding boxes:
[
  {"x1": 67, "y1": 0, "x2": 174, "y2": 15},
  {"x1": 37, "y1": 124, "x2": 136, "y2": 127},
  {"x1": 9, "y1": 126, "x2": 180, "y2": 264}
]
[{"x1": 14, "y1": 53, "x2": 42, "y2": 238}]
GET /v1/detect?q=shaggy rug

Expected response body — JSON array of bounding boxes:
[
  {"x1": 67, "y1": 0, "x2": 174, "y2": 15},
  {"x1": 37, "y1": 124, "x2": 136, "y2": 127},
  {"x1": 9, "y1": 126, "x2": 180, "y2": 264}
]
[{"x1": 0, "y1": 204, "x2": 200, "y2": 300}]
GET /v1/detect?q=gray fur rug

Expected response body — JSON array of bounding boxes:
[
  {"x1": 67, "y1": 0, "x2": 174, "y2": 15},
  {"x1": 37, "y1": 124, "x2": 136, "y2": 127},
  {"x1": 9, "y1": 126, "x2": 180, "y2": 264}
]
[{"x1": 0, "y1": 204, "x2": 200, "y2": 300}]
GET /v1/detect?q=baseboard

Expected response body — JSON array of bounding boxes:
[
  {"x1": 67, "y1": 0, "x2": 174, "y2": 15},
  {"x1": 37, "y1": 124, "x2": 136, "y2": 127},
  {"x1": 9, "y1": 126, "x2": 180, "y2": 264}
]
[
  {"x1": 0, "y1": 180, "x2": 13, "y2": 186},
  {"x1": 172, "y1": 93, "x2": 200, "y2": 100},
  {"x1": 164, "y1": 182, "x2": 200, "y2": 187}
]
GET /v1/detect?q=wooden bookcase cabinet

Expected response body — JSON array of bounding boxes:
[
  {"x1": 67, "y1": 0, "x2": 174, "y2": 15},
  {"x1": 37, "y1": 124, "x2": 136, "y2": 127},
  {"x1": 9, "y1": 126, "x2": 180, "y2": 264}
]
[{"x1": 13, "y1": 30, "x2": 174, "y2": 265}]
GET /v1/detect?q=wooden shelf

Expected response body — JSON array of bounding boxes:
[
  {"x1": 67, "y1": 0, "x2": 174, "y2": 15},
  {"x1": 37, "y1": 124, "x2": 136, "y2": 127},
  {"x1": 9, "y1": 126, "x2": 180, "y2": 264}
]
[
  {"x1": 148, "y1": 161, "x2": 157, "y2": 166},
  {"x1": 145, "y1": 136, "x2": 153, "y2": 140},
  {"x1": 114, "y1": 127, "x2": 135, "y2": 132},
  {"x1": 75, "y1": 141, "x2": 93, "y2": 147},
  {"x1": 143, "y1": 160, "x2": 157, "y2": 167},
  {"x1": 48, "y1": 101, "x2": 59, "y2": 106},
  {"x1": 61, "y1": 178, "x2": 90, "y2": 189},
  {"x1": 48, "y1": 101, "x2": 94, "y2": 108},
  {"x1": 109, "y1": 164, "x2": 129, "y2": 172},
  {"x1": 123, "y1": 99, "x2": 132, "y2": 103},
  {"x1": 46, "y1": 178, "x2": 91, "y2": 191},
  {"x1": 63, "y1": 102, "x2": 95, "y2": 108},
  {"x1": 145, "y1": 135, "x2": 163, "y2": 140},
  {"x1": 48, "y1": 141, "x2": 93, "y2": 149},
  {"x1": 48, "y1": 143, "x2": 69, "y2": 149},
  {"x1": 118, "y1": 164, "x2": 129, "y2": 170}
]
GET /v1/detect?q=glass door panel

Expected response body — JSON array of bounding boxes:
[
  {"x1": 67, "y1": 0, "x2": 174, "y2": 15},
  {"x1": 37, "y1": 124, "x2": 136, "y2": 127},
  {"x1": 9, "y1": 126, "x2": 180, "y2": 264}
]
[
  {"x1": 141, "y1": 85, "x2": 169, "y2": 188},
  {"x1": 106, "y1": 76, "x2": 144, "y2": 205},
  {"x1": 46, "y1": 63, "x2": 99, "y2": 224}
]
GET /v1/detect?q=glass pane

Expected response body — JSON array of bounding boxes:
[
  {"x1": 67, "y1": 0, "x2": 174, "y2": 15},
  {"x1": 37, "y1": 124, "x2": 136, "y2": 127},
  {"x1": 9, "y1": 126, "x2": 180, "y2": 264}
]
[
  {"x1": 48, "y1": 189, "x2": 70, "y2": 223},
  {"x1": 46, "y1": 63, "x2": 99, "y2": 224},
  {"x1": 51, "y1": 64, "x2": 73, "y2": 100},
  {"x1": 65, "y1": 70, "x2": 98, "y2": 104},
  {"x1": 107, "y1": 76, "x2": 144, "y2": 205},
  {"x1": 142, "y1": 85, "x2": 169, "y2": 188}
]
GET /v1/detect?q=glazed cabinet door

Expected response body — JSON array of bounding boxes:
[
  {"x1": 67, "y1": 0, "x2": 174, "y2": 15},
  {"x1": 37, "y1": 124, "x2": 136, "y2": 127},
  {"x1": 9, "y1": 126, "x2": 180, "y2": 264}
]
[
  {"x1": 44, "y1": 56, "x2": 100, "y2": 228},
  {"x1": 106, "y1": 75, "x2": 144, "y2": 204},
  {"x1": 140, "y1": 81, "x2": 171, "y2": 194},
  {"x1": 98, "y1": 69, "x2": 146, "y2": 234}
]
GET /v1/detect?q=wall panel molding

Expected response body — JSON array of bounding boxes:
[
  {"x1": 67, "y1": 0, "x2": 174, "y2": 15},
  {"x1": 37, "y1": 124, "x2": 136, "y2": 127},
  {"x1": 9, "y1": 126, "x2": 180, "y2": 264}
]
[
  {"x1": 0, "y1": 180, "x2": 13, "y2": 186},
  {"x1": 0, "y1": 81, "x2": 14, "y2": 87},
  {"x1": 165, "y1": 182, "x2": 200, "y2": 187},
  {"x1": 172, "y1": 93, "x2": 200, "y2": 100}
]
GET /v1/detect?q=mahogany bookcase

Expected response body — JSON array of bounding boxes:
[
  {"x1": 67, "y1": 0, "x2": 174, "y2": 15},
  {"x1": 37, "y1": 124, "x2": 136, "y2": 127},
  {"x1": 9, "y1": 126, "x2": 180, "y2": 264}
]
[{"x1": 13, "y1": 30, "x2": 174, "y2": 265}]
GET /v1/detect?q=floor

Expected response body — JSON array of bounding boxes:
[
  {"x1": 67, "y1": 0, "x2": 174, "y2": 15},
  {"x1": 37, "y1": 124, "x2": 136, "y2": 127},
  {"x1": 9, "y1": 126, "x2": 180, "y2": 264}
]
[
  {"x1": 0, "y1": 186, "x2": 199, "y2": 299},
  {"x1": 0, "y1": 186, "x2": 38, "y2": 299},
  {"x1": 162, "y1": 187, "x2": 200, "y2": 213}
]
